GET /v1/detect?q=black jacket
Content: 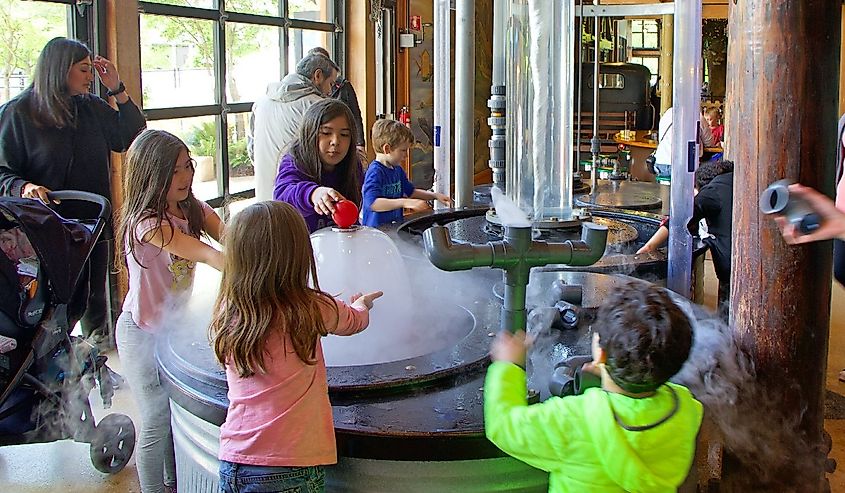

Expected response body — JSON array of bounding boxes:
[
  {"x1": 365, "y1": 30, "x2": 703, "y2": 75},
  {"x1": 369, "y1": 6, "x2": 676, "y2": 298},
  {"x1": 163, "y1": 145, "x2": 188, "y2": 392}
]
[
  {"x1": 0, "y1": 91, "x2": 145, "y2": 218},
  {"x1": 331, "y1": 78, "x2": 365, "y2": 148},
  {"x1": 690, "y1": 172, "x2": 733, "y2": 283}
]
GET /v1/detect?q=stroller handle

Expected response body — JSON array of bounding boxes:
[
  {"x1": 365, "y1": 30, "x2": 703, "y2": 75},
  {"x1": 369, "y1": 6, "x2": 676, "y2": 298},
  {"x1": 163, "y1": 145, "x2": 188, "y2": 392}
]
[{"x1": 46, "y1": 191, "x2": 111, "y2": 222}]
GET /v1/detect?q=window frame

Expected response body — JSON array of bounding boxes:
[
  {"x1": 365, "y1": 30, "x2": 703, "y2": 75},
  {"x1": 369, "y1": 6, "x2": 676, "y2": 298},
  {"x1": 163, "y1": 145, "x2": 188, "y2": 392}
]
[{"x1": 138, "y1": 0, "x2": 345, "y2": 208}]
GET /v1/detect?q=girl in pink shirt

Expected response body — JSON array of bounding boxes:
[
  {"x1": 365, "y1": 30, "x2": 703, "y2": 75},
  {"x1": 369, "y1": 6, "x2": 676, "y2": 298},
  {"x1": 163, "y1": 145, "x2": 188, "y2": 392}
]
[
  {"x1": 116, "y1": 129, "x2": 224, "y2": 493},
  {"x1": 209, "y1": 201, "x2": 382, "y2": 493}
]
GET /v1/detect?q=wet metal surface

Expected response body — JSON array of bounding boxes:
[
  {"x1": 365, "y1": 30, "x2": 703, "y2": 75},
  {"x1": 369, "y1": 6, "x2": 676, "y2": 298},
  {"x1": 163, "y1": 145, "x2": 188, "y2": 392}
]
[{"x1": 575, "y1": 180, "x2": 669, "y2": 213}]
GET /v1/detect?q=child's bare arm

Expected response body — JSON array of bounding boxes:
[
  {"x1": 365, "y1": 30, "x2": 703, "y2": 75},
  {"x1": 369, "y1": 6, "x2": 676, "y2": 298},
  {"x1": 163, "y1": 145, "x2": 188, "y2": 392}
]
[
  {"x1": 203, "y1": 209, "x2": 225, "y2": 244},
  {"x1": 636, "y1": 225, "x2": 669, "y2": 254},
  {"x1": 410, "y1": 189, "x2": 453, "y2": 207},
  {"x1": 370, "y1": 197, "x2": 430, "y2": 213},
  {"x1": 142, "y1": 223, "x2": 224, "y2": 271}
]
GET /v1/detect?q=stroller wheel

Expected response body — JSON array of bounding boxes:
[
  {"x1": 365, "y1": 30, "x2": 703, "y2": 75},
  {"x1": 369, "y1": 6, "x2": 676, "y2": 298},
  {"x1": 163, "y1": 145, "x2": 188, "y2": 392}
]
[{"x1": 90, "y1": 413, "x2": 136, "y2": 474}]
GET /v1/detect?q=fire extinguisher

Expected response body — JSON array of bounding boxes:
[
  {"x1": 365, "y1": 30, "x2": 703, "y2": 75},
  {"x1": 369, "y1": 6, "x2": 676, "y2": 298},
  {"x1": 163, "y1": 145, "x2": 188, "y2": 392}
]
[{"x1": 399, "y1": 106, "x2": 411, "y2": 127}]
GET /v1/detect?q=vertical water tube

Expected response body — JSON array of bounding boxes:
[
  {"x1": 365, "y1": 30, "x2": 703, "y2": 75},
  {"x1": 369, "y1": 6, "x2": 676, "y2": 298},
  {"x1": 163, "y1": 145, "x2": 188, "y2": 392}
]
[
  {"x1": 667, "y1": 0, "x2": 702, "y2": 296},
  {"x1": 527, "y1": 0, "x2": 550, "y2": 218},
  {"x1": 433, "y1": 0, "x2": 451, "y2": 208}
]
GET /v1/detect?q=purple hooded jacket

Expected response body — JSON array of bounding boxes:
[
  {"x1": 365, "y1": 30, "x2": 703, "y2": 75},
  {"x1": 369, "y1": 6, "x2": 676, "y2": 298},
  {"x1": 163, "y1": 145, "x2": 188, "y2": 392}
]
[{"x1": 273, "y1": 153, "x2": 342, "y2": 233}]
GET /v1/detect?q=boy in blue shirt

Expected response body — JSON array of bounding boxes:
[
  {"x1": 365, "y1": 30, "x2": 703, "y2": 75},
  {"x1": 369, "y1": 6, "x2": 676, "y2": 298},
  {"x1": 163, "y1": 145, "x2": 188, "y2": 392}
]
[{"x1": 362, "y1": 119, "x2": 452, "y2": 227}]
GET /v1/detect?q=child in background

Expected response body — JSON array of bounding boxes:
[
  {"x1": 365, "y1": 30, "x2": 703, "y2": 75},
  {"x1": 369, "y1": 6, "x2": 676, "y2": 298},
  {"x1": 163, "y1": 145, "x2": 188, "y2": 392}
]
[
  {"x1": 704, "y1": 107, "x2": 724, "y2": 145},
  {"x1": 361, "y1": 119, "x2": 452, "y2": 227},
  {"x1": 485, "y1": 281, "x2": 703, "y2": 493},
  {"x1": 274, "y1": 98, "x2": 363, "y2": 232},
  {"x1": 210, "y1": 201, "x2": 382, "y2": 493},
  {"x1": 117, "y1": 129, "x2": 225, "y2": 493},
  {"x1": 638, "y1": 159, "x2": 734, "y2": 309}
]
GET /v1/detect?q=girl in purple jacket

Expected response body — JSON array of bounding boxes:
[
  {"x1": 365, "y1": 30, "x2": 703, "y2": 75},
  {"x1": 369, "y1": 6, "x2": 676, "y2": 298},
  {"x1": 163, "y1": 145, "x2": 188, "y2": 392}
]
[{"x1": 273, "y1": 98, "x2": 363, "y2": 232}]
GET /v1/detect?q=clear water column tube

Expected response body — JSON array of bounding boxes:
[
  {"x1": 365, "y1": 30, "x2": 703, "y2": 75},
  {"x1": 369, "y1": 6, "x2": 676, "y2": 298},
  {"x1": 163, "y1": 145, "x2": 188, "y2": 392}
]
[
  {"x1": 506, "y1": 0, "x2": 576, "y2": 221},
  {"x1": 667, "y1": 0, "x2": 702, "y2": 296},
  {"x1": 433, "y1": 0, "x2": 451, "y2": 209}
]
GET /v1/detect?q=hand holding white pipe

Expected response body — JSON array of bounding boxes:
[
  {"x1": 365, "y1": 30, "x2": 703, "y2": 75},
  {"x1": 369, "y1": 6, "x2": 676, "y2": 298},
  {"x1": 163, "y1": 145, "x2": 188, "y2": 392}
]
[{"x1": 773, "y1": 184, "x2": 845, "y2": 244}]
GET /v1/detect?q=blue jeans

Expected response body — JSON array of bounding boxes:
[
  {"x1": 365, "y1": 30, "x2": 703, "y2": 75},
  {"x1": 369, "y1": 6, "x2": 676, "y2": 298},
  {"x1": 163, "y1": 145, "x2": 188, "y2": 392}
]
[{"x1": 219, "y1": 461, "x2": 325, "y2": 493}]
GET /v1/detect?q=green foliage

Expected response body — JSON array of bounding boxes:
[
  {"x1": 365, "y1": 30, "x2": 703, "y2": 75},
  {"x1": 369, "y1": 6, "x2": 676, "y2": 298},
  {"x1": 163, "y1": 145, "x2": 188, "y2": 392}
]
[
  {"x1": 186, "y1": 121, "x2": 216, "y2": 157},
  {"x1": 0, "y1": 0, "x2": 67, "y2": 101},
  {"x1": 185, "y1": 121, "x2": 250, "y2": 169},
  {"x1": 227, "y1": 138, "x2": 251, "y2": 169}
]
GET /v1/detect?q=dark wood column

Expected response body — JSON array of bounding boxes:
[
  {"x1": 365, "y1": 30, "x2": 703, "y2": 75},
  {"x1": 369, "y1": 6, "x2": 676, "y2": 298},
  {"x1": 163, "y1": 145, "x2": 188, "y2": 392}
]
[{"x1": 725, "y1": 1, "x2": 840, "y2": 491}]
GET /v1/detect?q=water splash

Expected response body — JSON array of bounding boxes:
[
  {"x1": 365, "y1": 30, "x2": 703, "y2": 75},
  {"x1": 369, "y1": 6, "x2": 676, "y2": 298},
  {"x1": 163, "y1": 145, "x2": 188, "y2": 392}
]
[{"x1": 491, "y1": 187, "x2": 531, "y2": 227}]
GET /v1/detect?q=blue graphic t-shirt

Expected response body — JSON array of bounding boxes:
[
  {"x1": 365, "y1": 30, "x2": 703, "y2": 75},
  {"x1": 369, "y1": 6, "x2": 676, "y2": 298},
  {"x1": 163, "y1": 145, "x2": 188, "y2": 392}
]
[{"x1": 361, "y1": 160, "x2": 416, "y2": 227}]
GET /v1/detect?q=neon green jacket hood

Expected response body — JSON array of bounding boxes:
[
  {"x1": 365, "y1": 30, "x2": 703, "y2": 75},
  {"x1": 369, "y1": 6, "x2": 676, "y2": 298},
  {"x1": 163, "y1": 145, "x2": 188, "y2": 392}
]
[{"x1": 484, "y1": 361, "x2": 703, "y2": 493}]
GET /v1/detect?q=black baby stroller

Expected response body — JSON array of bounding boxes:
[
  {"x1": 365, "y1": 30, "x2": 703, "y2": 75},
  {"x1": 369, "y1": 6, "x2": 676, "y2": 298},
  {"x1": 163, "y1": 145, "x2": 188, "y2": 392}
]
[{"x1": 0, "y1": 191, "x2": 135, "y2": 474}]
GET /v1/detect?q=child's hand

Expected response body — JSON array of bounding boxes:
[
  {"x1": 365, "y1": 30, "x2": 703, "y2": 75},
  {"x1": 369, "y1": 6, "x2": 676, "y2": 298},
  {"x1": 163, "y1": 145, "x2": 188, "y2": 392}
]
[
  {"x1": 404, "y1": 198, "x2": 431, "y2": 213},
  {"x1": 636, "y1": 243, "x2": 654, "y2": 255},
  {"x1": 581, "y1": 361, "x2": 602, "y2": 377},
  {"x1": 311, "y1": 187, "x2": 345, "y2": 215},
  {"x1": 351, "y1": 291, "x2": 384, "y2": 310},
  {"x1": 490, "y1": 330, "x2": 529, "y2": 368},
  {"x1": 434, "y1": 193, "x2": 453, "y2": 207},
  {"x1": 774, "y1": 184, "x2": 845, "y2": 244}
]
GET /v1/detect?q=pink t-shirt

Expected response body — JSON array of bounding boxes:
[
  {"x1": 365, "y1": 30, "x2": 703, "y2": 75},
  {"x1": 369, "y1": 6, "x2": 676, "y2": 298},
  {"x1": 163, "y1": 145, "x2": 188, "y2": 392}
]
[
  {"x1": 218, "y1": 298, "x2": 368, "y2": 467},
  {"x1": 121, "y1": 201, "x2": 214, "y2": 332}
]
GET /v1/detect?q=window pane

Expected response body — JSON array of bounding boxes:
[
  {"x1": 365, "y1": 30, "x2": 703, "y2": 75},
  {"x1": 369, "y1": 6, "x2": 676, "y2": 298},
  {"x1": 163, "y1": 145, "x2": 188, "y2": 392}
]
[
  {"x1": 0, "y1": 1, "x2": 68, "y2": 105},
  {"x1": 227, "y1": 113, "x2": 254, "y2": 195},
  {"x1": 140, "y1": 14, "x2": 216, "y2": 108},
  {"x1": 641, "y1": 57, "x2": 659, "y2": 76},
  {"x1": 141, "y1": 0, "x2": 215, "y2": 10},
  {"x1": 147, "y1": 116, "x2": 220, "y2": 202},
  {"x1": 289, "y1": 0, "x2": 332, "y2": 22},
  {"x1": 226, "y1": 23, "x2": 283, "y2": 103},
  {"x1": 643, "y1": 32, "x2": 659, "y2": 49},
  {"x1": 226, "y1": 0, "x2": 280, "y2": 16},
  {"x1": 287, "y1": 29, "x2": 333, "y2": 73}
]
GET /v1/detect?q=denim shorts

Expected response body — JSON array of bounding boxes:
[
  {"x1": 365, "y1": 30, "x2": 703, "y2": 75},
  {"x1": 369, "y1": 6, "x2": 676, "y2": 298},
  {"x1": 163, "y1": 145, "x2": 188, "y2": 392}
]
[{"x1": 219, "y1": 461, "x2": 325, "y2": 493}]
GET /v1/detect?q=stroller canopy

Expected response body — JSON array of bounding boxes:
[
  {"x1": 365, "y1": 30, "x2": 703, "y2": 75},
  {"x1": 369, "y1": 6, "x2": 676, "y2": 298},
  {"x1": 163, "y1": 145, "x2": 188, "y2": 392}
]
[{"x1": 0, "y1": 197, "x2": 95, "y2": 304}]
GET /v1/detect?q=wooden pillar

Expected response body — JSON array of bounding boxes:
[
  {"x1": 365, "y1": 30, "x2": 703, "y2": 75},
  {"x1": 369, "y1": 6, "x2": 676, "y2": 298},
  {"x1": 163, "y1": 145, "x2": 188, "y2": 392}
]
[
  {"x1": 659, "y1": 14, "x2": 673, "y2": 113},
  {"x1": 725, "y1": 1, "x2": 839, "y2": 490},
  {"x1": 104, "y1": 0, "x2": 142, "y2": 300},
  {"x1": 345, "y1": 2, "x2": 376, "y2": 163}
]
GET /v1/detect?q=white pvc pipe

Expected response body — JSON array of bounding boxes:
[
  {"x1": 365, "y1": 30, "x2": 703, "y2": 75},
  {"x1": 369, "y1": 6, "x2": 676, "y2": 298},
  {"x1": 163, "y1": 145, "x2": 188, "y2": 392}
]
[
  {"x1": 454, "y1": 0, "x2": 475, "y2": 208},
  {"x1": 667, "y1": 0, "x2": 702, "y2": 296},
  {"x1": 433, "y1": 0, "x2": 451, "y2": 208}
]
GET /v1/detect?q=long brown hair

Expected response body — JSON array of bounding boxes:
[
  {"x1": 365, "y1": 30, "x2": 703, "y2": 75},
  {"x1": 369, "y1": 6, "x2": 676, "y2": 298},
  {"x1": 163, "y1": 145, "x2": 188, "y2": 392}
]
[
  {"x1": 209, "y1": 201, "x2": 338, "y2": 377},
  {"x1": 117, "y1": 129, "x2": 206, "y2": 268},
  {"x1": 26, "y1": 37, "x2": 91, "y2": 128},
  {"x1": 289, "y1": 98, "x2": 362, "y2": 207}
]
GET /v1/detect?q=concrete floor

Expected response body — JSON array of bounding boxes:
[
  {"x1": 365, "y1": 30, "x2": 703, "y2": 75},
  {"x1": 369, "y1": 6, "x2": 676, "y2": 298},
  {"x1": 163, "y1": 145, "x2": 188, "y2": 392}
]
[{"x1": 2, "y1": 257, "x2": 845, "y2": 492}]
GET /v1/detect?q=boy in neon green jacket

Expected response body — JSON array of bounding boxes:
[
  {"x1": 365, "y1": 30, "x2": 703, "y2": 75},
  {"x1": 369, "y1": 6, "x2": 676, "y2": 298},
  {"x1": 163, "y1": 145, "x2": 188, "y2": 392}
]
[{"x1": 485, "y1": 282, "x2": 703, "y2": 493}]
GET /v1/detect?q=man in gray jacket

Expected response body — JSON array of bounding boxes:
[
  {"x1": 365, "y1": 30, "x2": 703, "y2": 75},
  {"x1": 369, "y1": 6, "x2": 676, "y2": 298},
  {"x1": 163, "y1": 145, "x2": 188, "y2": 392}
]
[{"x1": 250, "y1": 53, "x2": 339, "y2": 201}]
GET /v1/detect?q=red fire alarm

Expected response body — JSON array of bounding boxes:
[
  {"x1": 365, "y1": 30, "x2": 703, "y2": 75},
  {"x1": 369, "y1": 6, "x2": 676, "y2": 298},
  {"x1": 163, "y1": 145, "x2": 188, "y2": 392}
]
[{"x1": 410, "y1": 15, "x2": 422, "y2": 31}]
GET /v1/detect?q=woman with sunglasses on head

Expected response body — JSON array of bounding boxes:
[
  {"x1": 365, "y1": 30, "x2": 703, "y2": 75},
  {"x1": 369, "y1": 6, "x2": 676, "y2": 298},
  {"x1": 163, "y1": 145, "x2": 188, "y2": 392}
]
[{"x1": 0, "y1": 37, "x2": 146, "y2": 350}]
